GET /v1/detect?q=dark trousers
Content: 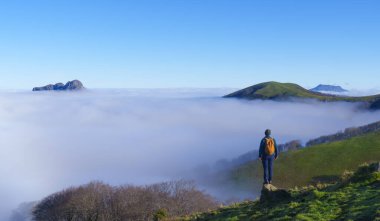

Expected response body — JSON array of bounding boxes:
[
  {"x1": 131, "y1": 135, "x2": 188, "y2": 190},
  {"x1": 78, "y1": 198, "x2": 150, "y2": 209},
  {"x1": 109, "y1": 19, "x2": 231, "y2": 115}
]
[{"x1": 262, "y1": 155, "x2": 275, "y2": 183}]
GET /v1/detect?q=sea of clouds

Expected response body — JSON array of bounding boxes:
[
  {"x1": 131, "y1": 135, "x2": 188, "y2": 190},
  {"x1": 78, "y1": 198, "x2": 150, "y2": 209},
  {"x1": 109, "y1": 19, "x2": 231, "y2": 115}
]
[{"x1": 1, "y1": 88, "x2": 380, "y2": 220}]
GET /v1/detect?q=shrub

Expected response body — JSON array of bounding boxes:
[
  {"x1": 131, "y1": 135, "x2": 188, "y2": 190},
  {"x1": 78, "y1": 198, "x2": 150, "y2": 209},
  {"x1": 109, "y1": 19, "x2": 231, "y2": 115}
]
[{"x1": 154, "y1": 209, "x2": 168, "y2": 221}]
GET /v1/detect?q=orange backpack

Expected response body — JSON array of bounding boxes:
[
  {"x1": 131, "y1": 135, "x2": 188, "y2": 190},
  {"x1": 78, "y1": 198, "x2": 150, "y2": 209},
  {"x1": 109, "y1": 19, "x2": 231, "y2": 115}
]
[{"x1": 264, "y1": 138, "x2": 275, "y2": 155}]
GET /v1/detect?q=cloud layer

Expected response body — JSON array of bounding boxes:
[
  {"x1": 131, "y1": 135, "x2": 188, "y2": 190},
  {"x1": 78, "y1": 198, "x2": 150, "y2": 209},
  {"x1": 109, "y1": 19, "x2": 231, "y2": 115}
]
[{"x1": 1, "y1": 89, "x2": 379, "y2": 220}]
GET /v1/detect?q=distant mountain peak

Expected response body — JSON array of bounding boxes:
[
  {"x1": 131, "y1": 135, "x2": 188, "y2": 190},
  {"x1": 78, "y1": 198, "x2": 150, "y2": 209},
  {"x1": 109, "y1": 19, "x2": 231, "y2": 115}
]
[
  {"x1": 33, "y1": 80, "x2": 85, "y2": 91},
  {"x1": 310, "y1": 84, "x2": 348, "y2": 93}
]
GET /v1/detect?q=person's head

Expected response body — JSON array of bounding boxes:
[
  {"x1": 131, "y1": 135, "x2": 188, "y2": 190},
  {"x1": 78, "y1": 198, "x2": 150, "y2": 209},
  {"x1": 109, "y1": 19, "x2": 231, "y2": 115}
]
[{"x1": 265, "y1": 129, "x2": 271, "y2": 136}]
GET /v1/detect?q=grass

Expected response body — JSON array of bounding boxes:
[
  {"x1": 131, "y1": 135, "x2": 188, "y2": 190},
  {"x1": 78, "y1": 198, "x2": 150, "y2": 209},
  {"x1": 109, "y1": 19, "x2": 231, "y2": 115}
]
[
  {"x1": 224, "y1": 81, "x2": 380, "y2": 104},
  {"x1": 230, "y1": 131, "x2": 380, "y2": 190},
  {"x1": 178, "y1": 163, "x2": 380, "y2": 221}
]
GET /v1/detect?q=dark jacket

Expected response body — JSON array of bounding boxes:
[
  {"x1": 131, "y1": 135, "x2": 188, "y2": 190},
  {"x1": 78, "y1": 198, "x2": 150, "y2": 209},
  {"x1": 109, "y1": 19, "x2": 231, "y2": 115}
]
[{"x1": 259, "y1": 136, "x2": 278, "y2": 159}]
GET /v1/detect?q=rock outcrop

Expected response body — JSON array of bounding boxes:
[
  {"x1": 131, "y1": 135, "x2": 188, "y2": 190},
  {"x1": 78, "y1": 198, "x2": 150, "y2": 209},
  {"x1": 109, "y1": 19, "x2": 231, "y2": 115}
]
[
  {"x1": 260, "y1": 184, "x2": 291, "y2": 202},
  {"x1": 33, "y1": 80, "x2": 84, "y2": 91}
]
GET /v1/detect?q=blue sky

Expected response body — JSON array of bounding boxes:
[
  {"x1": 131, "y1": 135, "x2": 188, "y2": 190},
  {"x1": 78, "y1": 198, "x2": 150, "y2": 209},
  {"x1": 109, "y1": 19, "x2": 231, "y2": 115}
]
[{"x1": 0, "y1": 0, "x2": 379, "y2": 89}]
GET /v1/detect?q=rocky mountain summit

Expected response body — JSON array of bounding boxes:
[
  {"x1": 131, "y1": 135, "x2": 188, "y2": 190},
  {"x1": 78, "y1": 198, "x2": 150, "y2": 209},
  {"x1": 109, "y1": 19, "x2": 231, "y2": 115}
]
[{"x1": 33, "y1": 80, "x2": 84, "y2": 91}]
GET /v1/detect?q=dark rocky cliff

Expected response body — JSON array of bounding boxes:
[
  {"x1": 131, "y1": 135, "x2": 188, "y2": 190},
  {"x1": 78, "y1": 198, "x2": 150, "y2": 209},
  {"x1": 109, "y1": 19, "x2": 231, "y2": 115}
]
[{"x1": 33, "y1": 80, "x2": 84, "y2": 91}]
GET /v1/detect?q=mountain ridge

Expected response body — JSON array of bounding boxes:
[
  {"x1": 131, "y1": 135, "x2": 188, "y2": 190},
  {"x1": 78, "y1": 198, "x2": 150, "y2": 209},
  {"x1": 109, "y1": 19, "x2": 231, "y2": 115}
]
[{"x1": 224, "y1": 81, "x2": 380, "y2": 109}]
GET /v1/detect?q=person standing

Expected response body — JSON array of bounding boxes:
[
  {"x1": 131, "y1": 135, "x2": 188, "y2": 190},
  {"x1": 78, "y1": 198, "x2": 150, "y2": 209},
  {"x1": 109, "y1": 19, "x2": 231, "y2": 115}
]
[{"x1": 259, "y1": 129, "x2": 278, "y2": 184}]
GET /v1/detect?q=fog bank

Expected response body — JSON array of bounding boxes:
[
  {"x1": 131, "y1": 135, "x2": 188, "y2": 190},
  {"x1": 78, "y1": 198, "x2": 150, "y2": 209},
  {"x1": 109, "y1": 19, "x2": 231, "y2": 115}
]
[{"x1": 1, "y1": 89, "x2": 379, "y2": 220}]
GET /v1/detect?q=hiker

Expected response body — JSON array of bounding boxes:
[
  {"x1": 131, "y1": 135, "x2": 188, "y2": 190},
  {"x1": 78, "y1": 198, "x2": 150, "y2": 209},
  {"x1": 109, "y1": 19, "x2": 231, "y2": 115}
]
[{"x1": 259, "y1": 129, "x2": 278, "y2": 184}]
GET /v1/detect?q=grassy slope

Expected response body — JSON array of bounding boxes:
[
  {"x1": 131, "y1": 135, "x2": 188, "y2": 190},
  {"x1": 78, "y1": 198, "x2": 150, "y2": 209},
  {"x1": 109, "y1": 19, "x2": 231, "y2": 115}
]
[
  {"x1": 181, "y1": 164, "x2": 380, "y2": 221},
  {"x1": 230, "y1": 131, "x2": 380, "y2": 190},
  {"x1": 224, "y1": 81, "x2": 380, "y2": 103}
]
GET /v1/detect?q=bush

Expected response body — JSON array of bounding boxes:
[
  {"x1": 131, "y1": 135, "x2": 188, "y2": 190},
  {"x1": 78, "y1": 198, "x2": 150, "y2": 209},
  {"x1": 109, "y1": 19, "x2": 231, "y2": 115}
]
[
  {"x1": 153, "y1": 209, "x2": 168, "y2": 221},
  {"x1": 32, "y1": 180, "x2": 218, "y2": 221}
]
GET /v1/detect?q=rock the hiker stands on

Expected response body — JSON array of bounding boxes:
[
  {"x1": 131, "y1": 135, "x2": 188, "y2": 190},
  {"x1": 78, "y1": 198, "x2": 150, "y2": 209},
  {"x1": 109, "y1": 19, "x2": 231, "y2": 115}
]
[{"x1": 260, "y1": 184, "x2": 291, "y2": 202}]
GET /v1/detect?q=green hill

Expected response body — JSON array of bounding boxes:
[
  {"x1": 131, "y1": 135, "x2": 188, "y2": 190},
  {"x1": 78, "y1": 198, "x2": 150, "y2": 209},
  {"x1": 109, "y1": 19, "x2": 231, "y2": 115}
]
[
  {"x1": 224, "y1": 82, "x2": 380, "y2": 108},
  {"x1": 230, "y1": 131, "x2": 380, "y2": 191},
  {"x1": 180, "y1": 162, "x2": 380, "y2": 221}
]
